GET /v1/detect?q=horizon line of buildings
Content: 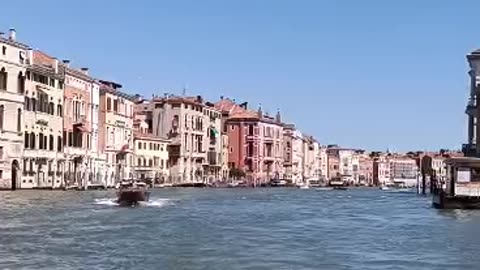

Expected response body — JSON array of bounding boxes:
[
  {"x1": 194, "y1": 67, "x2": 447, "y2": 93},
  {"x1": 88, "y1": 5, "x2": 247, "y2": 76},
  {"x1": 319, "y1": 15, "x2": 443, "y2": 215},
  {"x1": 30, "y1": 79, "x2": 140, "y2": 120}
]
[{"x1": 0, "y1": 28, "x2": 462, "y2": 190}]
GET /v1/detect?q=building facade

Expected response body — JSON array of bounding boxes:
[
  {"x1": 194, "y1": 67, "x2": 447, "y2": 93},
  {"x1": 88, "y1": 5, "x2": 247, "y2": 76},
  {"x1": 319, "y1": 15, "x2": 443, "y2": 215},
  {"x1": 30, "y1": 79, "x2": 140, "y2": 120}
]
[
  {"x1": 283, "y1": 124, "x2": 304, "y2": 183},
  {"x1": 373, "y1": 154, "x2": 391, "y2": 185},
  {"x1": 23, "y1": 50, "x2": 65, "y2": 189},
  {"x1": 204, "y1": 104, "x2": 223, "y2": 182},
  {"x1": 326, "y1": 147, "x2": 340, "y2": 180},
  {"x1": 132, "y1": 98, "x2": 170, "y2": 183},
  {"x1": 215, "y1": 98, "x2": 284, "y2": 185},
  {"x1": 98, "y1": 81, "x2": 135, "y2": 187},
  {"x1": 389, "y1": 156, "x2": 418, "y2": 186},
  {"x1": 0, "y1": 29, "x2": 27, "y2": 189},
  {"x1": 63, "y1": 64, "x2": 92, "y2": 188},
  {"x1": 151, "y1": 96, "x2": 208, "y2": 183},
  {"x1": 358, "y1": 153, "x2": 373, "y2": 185},
  {"x1": 90, "y1": 81, "x2": 104, "y2": 185}
]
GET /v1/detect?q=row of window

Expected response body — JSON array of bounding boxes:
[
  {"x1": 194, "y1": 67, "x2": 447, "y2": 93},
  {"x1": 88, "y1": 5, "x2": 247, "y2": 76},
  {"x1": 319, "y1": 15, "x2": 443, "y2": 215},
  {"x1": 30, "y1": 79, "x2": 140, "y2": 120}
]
[
  {"x1": 137, "y1": 141, "x2": 165, "y2": 151},
  {"x1": 25, "y1": 97, "x2": 62, "y2": 116},
  {"x1": 172, "y1": 103, "x2": 203, "y2": 112},
  {"x1": 0, "y1": 68, "x2": 63, "y2": 93},
  {"x1": 24, "y1": 132, "x2": 62, "y2": 152},
  {"x1": 136, "y1": 157, "x2": 166, "y2": 168},
  {"x1": 106, "y1": 97, "x2": 133, "y2": 117},
  {"x1": 27, "y1": 70, "x2": 64, "y2": 89},
  {"x1": 184, "y1": 114, "x2": 204, "y2": 131}
]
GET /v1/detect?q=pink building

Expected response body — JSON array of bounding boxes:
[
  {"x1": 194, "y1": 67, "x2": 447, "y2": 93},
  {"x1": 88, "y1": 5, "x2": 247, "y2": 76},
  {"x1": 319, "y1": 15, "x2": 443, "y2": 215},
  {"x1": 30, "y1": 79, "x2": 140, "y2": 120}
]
[
  {"x1": 215, "y1": 99, "x2": 283, "y2": 185},
  {"x1": 358, "y1": 154, "x2": 373, "y2": 185}
]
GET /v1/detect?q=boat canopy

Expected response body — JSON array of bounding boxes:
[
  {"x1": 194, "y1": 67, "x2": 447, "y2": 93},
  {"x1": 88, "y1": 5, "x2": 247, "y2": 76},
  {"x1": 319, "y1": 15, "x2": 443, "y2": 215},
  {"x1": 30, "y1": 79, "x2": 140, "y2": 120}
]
[{"x1": 445, "y1": 157, "x2": 480, "y2": 168}]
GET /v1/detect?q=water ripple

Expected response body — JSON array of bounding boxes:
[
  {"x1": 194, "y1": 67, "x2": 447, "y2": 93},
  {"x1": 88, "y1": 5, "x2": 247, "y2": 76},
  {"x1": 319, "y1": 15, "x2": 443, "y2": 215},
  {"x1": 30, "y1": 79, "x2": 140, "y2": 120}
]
[{"x1": 0, "y1": 188, "x2": 479, "y2": 269}]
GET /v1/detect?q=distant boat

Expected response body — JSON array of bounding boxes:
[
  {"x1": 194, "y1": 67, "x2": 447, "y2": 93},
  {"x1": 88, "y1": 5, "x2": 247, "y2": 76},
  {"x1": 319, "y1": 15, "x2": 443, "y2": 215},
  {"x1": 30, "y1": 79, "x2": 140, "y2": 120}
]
[
  {"x1": 380, "y1": 186, "x2": 390, "y2": 190},
  {"x1": 316, "y1": 187, "x2": 333, "y2": 191},
  {"x1": 333, "y1": 186, "x2": 348, "y2": 190},
  {"x1": 297, "y1": 183, "x2": 310, "y2": 189}
]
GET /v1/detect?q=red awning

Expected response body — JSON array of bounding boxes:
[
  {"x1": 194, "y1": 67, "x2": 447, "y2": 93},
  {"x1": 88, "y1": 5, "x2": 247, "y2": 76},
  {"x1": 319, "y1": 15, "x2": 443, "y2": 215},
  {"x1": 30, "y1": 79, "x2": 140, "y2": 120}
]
[{"x1": 120, "y1": 144, "x2": 129, "y2": 153}]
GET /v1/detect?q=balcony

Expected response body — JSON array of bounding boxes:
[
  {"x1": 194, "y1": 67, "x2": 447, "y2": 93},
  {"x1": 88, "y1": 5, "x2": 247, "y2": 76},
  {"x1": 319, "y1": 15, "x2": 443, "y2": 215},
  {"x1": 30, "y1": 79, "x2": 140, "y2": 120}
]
[
  {"x1": 264, "y1": 154, "x2": 275, "y2": 162},
  {"x1": 73, "y1": 115, "x2": 88, "y2": 127},
  {"x1": 264, "y1": 136, "x2": 274, "y2": 143}
]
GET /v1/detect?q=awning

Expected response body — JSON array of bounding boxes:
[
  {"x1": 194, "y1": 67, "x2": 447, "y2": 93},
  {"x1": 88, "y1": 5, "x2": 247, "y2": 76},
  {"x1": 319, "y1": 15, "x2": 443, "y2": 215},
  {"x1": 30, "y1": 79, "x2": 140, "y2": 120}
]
[
  {"x1": 75, "y1": 126, "x2": 89, "y2": 132},
  {"x1": 120, "y1": 144, "x2": 129, "y2": 153},
  {"x1": 210, "y1": 127, "x2": 219, "y2": 138}
]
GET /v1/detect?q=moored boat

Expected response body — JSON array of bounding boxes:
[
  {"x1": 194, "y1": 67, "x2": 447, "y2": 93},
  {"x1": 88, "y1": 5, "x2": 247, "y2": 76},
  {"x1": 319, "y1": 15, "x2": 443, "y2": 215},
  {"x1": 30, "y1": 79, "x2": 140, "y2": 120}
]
[
  {"x1": 316, "y1": 187, "x2": 333, "y2": 191},
  {"x1": 432, "y1": 157, "x2": 480, "y2": 209},
  {"x1": 297, "y1": 182, "x2": 310, "y2": 189},
  {"x1": 116, "y1": 181, "x2": 150, "y2": 206}
]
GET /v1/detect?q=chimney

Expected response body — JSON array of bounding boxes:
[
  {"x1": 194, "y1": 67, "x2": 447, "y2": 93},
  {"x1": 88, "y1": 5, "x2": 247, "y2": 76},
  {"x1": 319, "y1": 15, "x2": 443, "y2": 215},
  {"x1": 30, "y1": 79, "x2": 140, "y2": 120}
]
[
  {"x1": 62, "y1": 60, "x2": 70, "y2": 67},
  {"x1": 220, "y1": 95, "x2": 224, "y2": 100},
  {"x1": 257, "y1": 103, "x2": 263, "y2": 118},
  {"x1": 0, "y1": 32, "x2": 4, "y2": 38},
  {"x1": 9, "y1": 28, "x2": 16, "y2": 41},
  {"x1": 54, "y1": 59, "x2": 59, "y2": 73},
  {"x1": 80, "y1": 67, "x2": 89, "y2": 75},
  {"x1": 275, "y1": 109, "x2": 281, "y2": 123}
]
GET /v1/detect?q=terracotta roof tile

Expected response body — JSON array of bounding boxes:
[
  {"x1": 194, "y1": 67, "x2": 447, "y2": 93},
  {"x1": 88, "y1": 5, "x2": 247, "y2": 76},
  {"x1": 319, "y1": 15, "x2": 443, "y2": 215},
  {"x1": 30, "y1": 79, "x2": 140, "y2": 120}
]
[{"x1": 33, "y1": 50, "x2": 56, "y2": 67}]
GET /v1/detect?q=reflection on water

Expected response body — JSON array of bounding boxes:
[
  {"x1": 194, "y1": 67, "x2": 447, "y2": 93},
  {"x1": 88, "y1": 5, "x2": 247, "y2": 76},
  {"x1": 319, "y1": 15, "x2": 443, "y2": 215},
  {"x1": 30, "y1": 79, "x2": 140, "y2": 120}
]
[{"x1": 1, "y1": 189, "x2": 480, "y2": 270}]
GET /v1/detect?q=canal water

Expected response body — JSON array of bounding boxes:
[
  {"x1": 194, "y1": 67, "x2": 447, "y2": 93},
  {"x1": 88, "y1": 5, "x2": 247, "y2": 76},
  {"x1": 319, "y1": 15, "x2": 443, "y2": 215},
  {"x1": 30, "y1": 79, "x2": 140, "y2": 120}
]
[{"x1": 0, "y1": 188, "x2": 479, "y2": 270}]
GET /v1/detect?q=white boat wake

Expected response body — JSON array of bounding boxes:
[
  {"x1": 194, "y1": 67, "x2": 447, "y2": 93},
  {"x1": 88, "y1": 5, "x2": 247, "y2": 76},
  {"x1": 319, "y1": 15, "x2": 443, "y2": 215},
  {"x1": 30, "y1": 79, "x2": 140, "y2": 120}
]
[{"x1": 94, "y1": 198, "x2": 173, "y2": 207}]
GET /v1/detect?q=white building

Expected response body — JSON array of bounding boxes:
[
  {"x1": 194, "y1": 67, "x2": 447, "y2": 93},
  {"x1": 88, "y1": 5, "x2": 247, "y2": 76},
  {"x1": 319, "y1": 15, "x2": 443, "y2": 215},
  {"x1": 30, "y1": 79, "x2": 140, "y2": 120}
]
[
  {"x1": 0, "y1": 29, "x2": 27, "y2": 189},
  {"x1": 90, "y1": 81, "x2": 104, "y2": 185},
  {"x1": 339, "y1": 149, "x2": 355, "y2": 182},
  {"x1": 23, "y1": 50, "x2": 65, "y2": 189},
  {"x1": 319, "y1": 146, "x2": 329, "y2": 180},
  {"x1": 204, "y1": 105, "x2": 223, "y2": 183}
]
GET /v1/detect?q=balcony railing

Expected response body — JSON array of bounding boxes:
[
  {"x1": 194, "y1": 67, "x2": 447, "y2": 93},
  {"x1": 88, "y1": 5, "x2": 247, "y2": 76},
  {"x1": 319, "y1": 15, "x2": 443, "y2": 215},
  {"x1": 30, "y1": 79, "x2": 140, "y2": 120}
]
[{"x1": 73, "y1": 115, "x2": 87, "y2": 126}]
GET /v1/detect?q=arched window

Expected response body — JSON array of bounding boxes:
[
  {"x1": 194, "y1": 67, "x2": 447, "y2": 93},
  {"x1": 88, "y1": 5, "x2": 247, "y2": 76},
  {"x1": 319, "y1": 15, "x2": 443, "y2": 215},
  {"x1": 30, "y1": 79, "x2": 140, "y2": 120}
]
[
  {"x1": 49, "y1": 135, "x2": 54, "y2": 151},
  {"x1": 0, "y1": 105, "x2": 4, "y2": 130},
  {"x1": 0, "y1": 67, "x2": 7, "y2": 90},
  {"x1": 39, "y1": 133, "x2": 44, "y2": 149},
  {"x1": 25, "y1": 97, "x2": 30, "y2": 111},
  {"x1": 18, "y1": 72, "x2": 25, "y2": 93},
  {"x1": 17, "y1": 108, "x2": 21, "y2": 132},
  {"x1": 149, "y1": 159, "x2": 153, "y2": 167},
  {"x1": 30, "y1": 133, "x2": 35, "y2": 149},
  {"x1": 57, "y1": 104, "x2": 62, "y2": 117},
  {"x1": 57, "y1": 136, "x2": 62, "y2": 152},
  {"x1": 48, "y1": 102, "x2": 54, "y2": 115},
  {"x1": 24, "y1": 132, "x2": 29, "y2": 148},
  {"x1": 31, "y1": 98, "x2": 37, "y2": 112}
]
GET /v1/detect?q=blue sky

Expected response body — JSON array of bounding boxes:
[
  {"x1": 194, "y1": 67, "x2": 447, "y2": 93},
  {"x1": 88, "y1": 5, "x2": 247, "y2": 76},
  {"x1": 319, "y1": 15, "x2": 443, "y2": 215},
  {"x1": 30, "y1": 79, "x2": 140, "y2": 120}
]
[{"x1": 1, "y1": 0, "x2": 477, "y2": 151}]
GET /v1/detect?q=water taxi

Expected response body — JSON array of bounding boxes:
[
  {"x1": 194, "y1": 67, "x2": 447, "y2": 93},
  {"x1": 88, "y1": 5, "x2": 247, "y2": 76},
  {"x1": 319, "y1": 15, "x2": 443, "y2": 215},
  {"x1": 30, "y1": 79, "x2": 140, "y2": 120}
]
[
  {"x1": 432, "y1": 157, "x2": 480, "y2": 209},
  {"x1": 116, "y1": 180, "x2": 150, "y2": 206}
]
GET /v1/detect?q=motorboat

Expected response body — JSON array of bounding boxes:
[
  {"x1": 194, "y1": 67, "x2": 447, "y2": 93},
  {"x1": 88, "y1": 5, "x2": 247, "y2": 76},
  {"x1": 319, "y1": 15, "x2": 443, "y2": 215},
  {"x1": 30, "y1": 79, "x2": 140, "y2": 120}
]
[
  {"x1": 380, "y1": 186, "x2": 390, "y2": 190},
  {"x1": 297, "y1": 183, "x2": 310, "y2": 189},
  {"x1": 116, "y1": 180, "x2": 150, "y2": 206}
]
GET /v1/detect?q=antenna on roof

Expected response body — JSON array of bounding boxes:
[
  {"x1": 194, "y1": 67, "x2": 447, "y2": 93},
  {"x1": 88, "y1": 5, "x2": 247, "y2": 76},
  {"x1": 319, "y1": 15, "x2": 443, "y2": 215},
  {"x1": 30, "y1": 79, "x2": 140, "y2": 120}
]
[{"x1": 182, "y1": 84, "x2": 187, "y2": 96}]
